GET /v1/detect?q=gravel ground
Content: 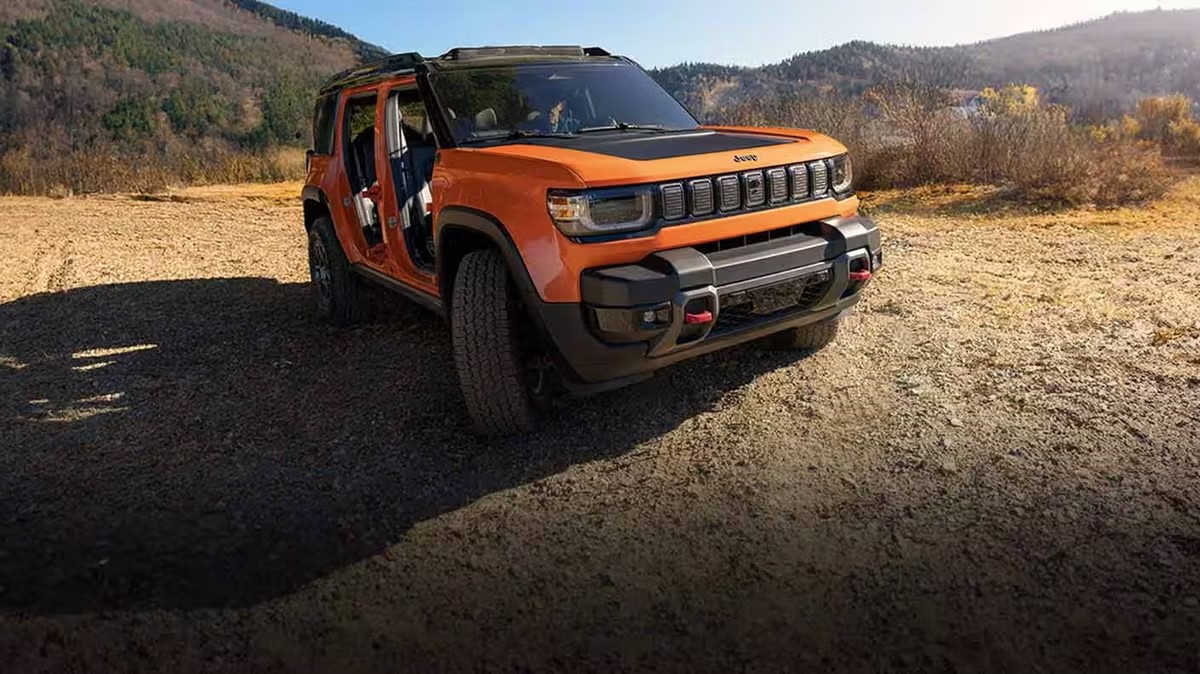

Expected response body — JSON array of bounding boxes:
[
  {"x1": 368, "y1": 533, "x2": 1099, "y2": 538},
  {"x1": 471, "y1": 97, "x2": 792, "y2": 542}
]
[{"x1": 1, "y1": 182, "x2": 1198, "y2": 672}]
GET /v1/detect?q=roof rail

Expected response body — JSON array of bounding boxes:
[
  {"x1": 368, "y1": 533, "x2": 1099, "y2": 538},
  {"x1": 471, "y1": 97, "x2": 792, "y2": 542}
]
[
  {"x1": 319, "y1": 51, "x2": 425, "y2": 94},
  {"x1": 437, "y1": 45, "x2": 613, "y2": 61},
  {"x1": 318, "y1": 46, "x2": 618, "y2": 94}
]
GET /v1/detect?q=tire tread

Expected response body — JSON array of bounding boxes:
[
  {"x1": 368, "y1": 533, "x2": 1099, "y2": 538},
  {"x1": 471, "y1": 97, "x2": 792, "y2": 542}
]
[{"x1": 451, "y1": 249, "x2": 535, "y2": 435}]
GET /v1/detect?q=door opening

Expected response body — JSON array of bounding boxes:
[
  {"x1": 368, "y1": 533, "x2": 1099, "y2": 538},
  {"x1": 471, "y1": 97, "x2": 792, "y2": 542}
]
[
  {"x1": 384, "y1": 88, "x2": 437, "y2": 272},
  {"x1": 342, "y1": 94, "x2": 383, "y2": 249}
]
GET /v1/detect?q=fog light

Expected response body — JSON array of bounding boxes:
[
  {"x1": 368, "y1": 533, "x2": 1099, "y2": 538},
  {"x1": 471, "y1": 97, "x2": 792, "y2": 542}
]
[
  {"x1": 591, "y1": 302, "x2": 672, "y2": 343},
  {"x1": 642, "y1": 306, "x2": 671, "y2": 327}
]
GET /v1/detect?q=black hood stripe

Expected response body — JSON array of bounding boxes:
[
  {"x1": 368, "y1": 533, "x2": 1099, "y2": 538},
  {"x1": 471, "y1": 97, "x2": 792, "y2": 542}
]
[{"x1": 502, "y1": 130, "x2": 795, "y2": 161}]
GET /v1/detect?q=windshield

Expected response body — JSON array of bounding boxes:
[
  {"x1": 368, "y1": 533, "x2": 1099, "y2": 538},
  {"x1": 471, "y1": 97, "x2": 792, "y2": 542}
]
[{"x1": 429, "y1": 62, "x2": 699, "y2": 144}]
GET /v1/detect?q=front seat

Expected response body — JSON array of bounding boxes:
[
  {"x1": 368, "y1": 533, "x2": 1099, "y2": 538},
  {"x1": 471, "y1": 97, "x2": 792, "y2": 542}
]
[{"x1": 402, "y1": 118, "x2": 437, "y2": 260}]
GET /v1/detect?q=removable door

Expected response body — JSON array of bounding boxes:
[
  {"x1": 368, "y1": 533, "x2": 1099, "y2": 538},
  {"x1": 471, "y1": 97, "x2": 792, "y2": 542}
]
[{"x1": 339, "y1": 92, "x2": 385, "y2": 261}]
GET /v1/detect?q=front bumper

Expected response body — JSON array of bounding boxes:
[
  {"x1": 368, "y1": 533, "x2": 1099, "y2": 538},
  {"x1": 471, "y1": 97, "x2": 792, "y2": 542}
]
[{"x1": 535, "y1": 214, "x2": 882, "y2": 386}]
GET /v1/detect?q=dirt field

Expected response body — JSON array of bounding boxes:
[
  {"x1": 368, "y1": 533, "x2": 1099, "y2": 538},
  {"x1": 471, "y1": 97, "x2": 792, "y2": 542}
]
[{"x1": 2, "y1": 180, "x2": 1199, "y2": 672}]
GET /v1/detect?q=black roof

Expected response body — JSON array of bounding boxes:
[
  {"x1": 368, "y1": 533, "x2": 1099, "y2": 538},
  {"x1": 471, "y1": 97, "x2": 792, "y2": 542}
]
[{"x1": 319, "y1": 45, "x2": 615, "y2": 95}]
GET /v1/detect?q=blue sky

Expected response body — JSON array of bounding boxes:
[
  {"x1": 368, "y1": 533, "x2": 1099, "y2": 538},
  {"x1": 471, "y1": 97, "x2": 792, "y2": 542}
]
[{"x1": 273, "y1": 0, "x2": 1200, "y2": 68}]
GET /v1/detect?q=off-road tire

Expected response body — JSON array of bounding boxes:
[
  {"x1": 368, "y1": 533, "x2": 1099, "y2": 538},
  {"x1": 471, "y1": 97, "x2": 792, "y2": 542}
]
[
  {"x1": 769, "y1": 317, "x2": 841, "y2": 352},
  {"x1": 308, "y1": 216, "x2": 369, "y2": 326},
  {"x1": 451, "y1": 248, "x2": 537, "y2": 435}
]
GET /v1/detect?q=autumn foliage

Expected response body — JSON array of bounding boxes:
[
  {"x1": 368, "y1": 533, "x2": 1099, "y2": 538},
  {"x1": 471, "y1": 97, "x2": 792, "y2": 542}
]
[{"x1": 718, "y1": 82, "x2": 1184, "y2": 206}]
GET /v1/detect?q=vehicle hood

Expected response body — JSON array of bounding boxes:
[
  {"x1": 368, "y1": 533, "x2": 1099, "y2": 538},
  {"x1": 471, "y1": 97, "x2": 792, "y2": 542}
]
[{"x1": 472, "y1": 126, "x2": 848, "y2": 187}]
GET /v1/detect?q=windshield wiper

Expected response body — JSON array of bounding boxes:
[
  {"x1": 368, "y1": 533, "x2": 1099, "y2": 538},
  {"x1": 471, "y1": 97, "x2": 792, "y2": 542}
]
[
  {"x1": 460, "y1": 129, "x2": 577, "y2": 145},
  {"x1": 505, "y1": 129, "x2": 577, "y2": 139},
  {"x1": 576, "y1": 122, "x2": 676, "y2": 134}
]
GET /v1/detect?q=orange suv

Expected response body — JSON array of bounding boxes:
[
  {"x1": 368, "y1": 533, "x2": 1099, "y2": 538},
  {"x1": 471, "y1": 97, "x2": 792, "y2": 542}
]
[{"x1": 302, "y1": 46, "x2": 882, "y2": 434}]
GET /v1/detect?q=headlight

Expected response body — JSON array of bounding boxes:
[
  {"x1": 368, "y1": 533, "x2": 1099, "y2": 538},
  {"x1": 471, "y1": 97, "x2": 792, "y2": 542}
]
[
  {"x1": 547, "y1": 187, "x2": 655, "y2": 237},
  {"x1": 829, "y1": 154, "x2": 853, "y2": 194}
]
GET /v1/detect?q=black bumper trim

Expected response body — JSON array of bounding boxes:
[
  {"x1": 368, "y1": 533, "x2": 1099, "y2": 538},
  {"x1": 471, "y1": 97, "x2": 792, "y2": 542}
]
[
  {"x1": 580, "y1": 214, "x2": 880, "y2": 307},
  {"x1": 539, "y1": 214, "x2": 881, "y2": 385}
]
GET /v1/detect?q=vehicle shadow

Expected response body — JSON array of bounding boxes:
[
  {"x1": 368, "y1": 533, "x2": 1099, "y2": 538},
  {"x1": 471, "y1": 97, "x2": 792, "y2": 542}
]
[{"x1": 0, "y1": 277, "x2": 800, "y2": 614}]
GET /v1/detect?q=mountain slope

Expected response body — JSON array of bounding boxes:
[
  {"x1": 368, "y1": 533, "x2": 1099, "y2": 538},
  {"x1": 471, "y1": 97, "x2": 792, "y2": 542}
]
[
  {"x1": 653, "y1": 9, "x2": 1200, "y2": 120},
  {"x1": 0, "y1": 0, "x2": 386, "y2": 193}
]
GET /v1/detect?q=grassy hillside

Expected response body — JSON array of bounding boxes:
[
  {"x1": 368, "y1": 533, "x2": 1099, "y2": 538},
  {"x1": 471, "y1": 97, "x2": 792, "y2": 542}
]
[
  {"x1": 0, "y1": 0, "x2": 385, "y2": 193},
  {"x1": 3, "y1": 3, "x2": 1199, "y2": 195},
  {"x1": 654, "y1": 9, "x2": 1200, "y2": 121}
]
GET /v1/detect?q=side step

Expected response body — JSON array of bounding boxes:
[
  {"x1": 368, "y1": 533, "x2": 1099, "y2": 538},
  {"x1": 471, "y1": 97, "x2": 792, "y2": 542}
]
[{"x1": 350, "y1": 264, "x2": 444, "y2": 316}]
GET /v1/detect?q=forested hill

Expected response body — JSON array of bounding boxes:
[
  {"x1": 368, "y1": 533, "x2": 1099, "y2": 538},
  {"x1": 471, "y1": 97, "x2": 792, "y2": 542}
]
[
  {"x1": 0, "y1": 0, "x2": 386, "y2": 193},
  {"x1": 3, "y1": 2, "x2": 1200, "y2": 194},
  {"x1": 652, "y1": 9, "x2": 1200, "y2": 121}
]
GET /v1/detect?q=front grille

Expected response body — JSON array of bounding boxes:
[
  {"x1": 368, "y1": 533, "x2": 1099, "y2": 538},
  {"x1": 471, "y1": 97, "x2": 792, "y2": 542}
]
[
  {"x1": 655, "y1": 158, "x2": 837, "y2": 222},
  {"x1": 711, "y1": 273, "x2": 832, "y2": 337}
]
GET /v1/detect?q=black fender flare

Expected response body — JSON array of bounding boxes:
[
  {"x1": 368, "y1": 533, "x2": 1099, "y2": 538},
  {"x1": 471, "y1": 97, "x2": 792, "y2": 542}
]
[
  {"x1": 302, "y1": 186, "x2": 331, "y2": 229},
  {"x1": 435, "y1": 206, "x2": 542, "y2": 308},
  {"x1": 436, "y1": 207, "x2": 574, "y2": 363}
]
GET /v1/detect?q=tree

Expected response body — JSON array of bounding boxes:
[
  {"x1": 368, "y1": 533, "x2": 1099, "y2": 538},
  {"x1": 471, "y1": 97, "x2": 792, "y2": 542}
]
[
  {"x1": 102, "y1": 96, "x2": 157, "y2": 140},
  {"x1": 260, "y1": 79, "x2": 308, "y2": 145}
]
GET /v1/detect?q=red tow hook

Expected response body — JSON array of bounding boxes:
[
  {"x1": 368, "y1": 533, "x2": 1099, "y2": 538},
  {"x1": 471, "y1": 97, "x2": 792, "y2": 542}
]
[
  {"x1": 848, "y1": 269, "x2": 873, "y2": 282},
  {"x1": 684, "y1": 310, "x2": 714, "y2": 325}
]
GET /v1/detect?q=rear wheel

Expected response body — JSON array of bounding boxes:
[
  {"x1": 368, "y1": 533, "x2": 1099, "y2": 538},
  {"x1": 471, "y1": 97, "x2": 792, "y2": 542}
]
[
  {"x1": 451, "y1": 248, "x2": 541, "y2": 435},
  {"x1": 308, "y1": 216, "x2": 369, "y2": 325},
  {"x1": 768, "y1": 316, "x2": 841, "y2": 352}
]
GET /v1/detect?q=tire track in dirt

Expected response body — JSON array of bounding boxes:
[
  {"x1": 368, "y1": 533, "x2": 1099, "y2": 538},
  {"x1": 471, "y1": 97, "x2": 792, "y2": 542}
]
[{"x1": 26, "y1": 240, "x2": 74, "y2": 295}]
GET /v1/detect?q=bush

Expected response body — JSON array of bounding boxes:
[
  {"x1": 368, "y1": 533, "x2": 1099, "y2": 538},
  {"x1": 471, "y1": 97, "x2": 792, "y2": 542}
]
[
  {"x1": 712, "y1": 81, "x2": 1177, "y2": 206},
  {"x1": 0, "y1": 138, "x2": 307, "y2": 195}
]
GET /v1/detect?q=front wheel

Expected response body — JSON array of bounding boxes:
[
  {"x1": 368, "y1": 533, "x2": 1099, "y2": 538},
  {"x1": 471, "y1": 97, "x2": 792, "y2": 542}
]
[{"x1": 450, "y1": 248, "x2": 540, "y2": 435}]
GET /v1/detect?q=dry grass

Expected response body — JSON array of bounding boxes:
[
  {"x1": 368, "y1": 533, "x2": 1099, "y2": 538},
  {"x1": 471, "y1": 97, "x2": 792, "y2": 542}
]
[
  {"x1": 148, "y1": 180, "x2": 305, "y2": 202},
  {"x1": 0, "y1": 182, "x2": 1198, "y2": 671},
  {"x1": 865, "y1": 174, "x2": 1200, "y2": 228}
]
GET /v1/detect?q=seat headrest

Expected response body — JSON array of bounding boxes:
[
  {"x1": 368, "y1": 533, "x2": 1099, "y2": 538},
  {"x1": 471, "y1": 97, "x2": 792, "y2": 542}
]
[{"x1": 474, "y1": 107, "x2": 497, "y2": 131}]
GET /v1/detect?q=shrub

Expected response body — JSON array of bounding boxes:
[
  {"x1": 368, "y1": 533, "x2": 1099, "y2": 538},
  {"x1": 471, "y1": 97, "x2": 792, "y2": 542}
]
[
  {"x1": 1133, "y1": 94, "x2": 1200, "y2": 156},
  {"x1": 712, "y1": 81, "x2": 1176, "y2": 206}
]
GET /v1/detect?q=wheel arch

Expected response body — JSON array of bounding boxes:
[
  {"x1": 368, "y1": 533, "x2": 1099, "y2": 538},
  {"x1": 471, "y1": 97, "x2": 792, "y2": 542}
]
[
  {"x1": 302, "y1": 186, "x2": 331, "y2": 232},
  {"x1": 436, "y1": 207, "x2": 540, "y2": 311}
]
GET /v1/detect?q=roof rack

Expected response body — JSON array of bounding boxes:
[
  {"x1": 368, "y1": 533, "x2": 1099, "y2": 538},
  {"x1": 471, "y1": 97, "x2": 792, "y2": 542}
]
[
  {"x1": 319, "y1": 52, "x2": 425, "y2": 95},
  {"x1": 437, "y1": 45, "x2": 611, "y2": 61},
  {"x1": 318, "y1": 46, "x2": 616, "y2": 94}
]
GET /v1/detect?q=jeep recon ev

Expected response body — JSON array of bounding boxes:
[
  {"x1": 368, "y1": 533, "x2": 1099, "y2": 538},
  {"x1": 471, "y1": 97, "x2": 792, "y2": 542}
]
[{"x1": 302, "y1": 46, "x2": 882, "y2": 435}]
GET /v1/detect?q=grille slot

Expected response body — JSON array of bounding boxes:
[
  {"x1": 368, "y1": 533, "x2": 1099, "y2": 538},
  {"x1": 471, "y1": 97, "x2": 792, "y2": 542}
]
[
  {"x1": 688, "y1": 178, "x2": 714, "y2": 216},
  {"x1": 716, "y1": 175, "x2": 740, "y2": 211},
  {"x1": 810, "y1": 161, "x2": 828, "y2": 195},
  {"x1": 661, "y1": 183, "x2": 685, "y2": 220},
  {"x1": 766, "y1": 168, "x2": 788, "y2": 203},
  {"x1": 789, "y1": 164, "x2": 809, "y2": 199},
  {"x1": 742, "y1": 170, "x2": 766, "y2": 207}
]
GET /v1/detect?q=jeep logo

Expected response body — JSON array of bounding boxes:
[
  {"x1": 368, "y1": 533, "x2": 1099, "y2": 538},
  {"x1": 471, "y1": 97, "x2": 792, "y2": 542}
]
[{"x1": 733, "y1": 154, "x2": 759, "y2": 163}]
